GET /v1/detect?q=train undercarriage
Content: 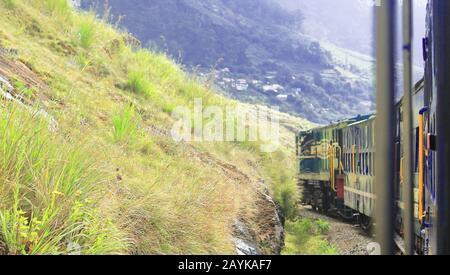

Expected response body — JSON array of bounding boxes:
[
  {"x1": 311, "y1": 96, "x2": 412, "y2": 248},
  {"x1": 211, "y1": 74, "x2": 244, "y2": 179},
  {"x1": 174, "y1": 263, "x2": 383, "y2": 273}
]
[
  {"x1": 299, "y1": 179, "x2": 427, "y2": 254},
  {"x1": 299, "y1": 180, "x2": 372, "y2": 230}
]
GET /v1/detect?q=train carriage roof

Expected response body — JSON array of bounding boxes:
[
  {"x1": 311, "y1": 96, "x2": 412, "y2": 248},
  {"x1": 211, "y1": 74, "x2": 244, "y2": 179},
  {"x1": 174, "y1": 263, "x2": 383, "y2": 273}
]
[
  {"x1": 299, "y1": 77, "x2": 425, "y2": 136},
  {"x1": 298, "y1": 114, "x2": 374, "y2": 136}
]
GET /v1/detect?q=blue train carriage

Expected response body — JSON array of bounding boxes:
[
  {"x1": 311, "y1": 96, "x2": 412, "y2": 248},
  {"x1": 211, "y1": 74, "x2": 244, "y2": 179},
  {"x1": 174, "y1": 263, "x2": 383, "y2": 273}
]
[
  {"x1": 394, "y1": 78, "x2": 426, "y2": 253},
  {"x1": 296, "y1": 115, "x2": 372, "y2": 215},
  {"x1": 296, "y1": 123, "x2": 336, "y2": 212},
  {"x1": 341, "y1": 115, "x2": 376, "y2": 227},
  {"x1": 418, "y1": 0, "x2": 441, "y2": 254}
]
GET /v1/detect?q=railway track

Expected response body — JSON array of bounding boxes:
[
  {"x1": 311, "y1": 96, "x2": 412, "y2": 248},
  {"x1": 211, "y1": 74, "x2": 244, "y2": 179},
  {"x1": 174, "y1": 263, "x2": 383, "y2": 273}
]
[{"x1": 298, "y1": 205, "x2": 374, "y2": 255}]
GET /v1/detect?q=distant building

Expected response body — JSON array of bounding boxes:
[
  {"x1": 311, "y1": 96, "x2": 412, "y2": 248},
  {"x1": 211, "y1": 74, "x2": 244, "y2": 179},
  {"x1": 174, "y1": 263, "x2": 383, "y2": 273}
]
[
  {"x1": 262, "y1": 84, "x2": 284, "y2": 94},
  {"x1": 276, "y1": 94, "x2": 288, "y2": 101},
  {"x1": 236, "y1": 79, "x2": 248, "y2": 91}
]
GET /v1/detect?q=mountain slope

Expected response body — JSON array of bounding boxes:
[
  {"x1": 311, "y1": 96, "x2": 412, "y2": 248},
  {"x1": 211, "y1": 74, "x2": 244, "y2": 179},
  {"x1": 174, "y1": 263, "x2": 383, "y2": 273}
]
[
  {"x1": 0, "y1": 0, "x2": 311, "y2": 255},
  {"x1": 80, "y1": 0, "x2": 373, "y2": 124}
]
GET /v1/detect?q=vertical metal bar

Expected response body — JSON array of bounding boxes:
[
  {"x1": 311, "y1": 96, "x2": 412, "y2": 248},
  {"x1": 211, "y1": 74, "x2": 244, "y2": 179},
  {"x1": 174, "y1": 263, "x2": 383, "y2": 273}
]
[
  {"x1": 375, "y1": 0, "x2": 396, "y2": 255},
  {"x1": 433, "y1": 0, "x2": 450, "y2": 255},
  {"x1": 402, "y1": 0, "x2": 414, "y2": 256}
]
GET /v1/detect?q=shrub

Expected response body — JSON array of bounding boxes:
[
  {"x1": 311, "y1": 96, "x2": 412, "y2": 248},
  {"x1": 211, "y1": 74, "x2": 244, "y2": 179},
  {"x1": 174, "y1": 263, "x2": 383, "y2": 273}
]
[
  {"x1": 282, "y1": 219, "x2": 337, "y2": 255},
  {"x1": 262, "y1": 150, "x2": 299, "y2": 220}
]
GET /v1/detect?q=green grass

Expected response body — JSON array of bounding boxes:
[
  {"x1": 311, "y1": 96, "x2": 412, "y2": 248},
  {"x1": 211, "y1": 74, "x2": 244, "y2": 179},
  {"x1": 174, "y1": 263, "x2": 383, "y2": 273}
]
[
  {"x1": 3, "y1": 0, "x2": 16, "y2": 9},
  {"x1": 76, "y1": 15, "x2": 96, "y2": 49},
  {"x1": 112, "y1": 104, "x2": 140, "y2": 143},
  {"x1": 316, "y1": 219, "x2": 330, "y2": 235},
  {"x1": 12, "y1": 79, "x2": 35, "y2": 99},
  {"x1": 0, "y1": 103, "x2": 128, "y2": 254},
  {"x1": 282, "y1": 219, "x2": 337, "y2": 255},
  {"x1": 75, "y1": 52, "x2": 92, "y2": 69},
  {"x1": 45, "y1": 0, "x2": 70, "y2": 15},
  {"x1": 261, "y1": 150, "x2": 299, "y2": 220},
  {"x1": 0, "y1": 0, "x2": 310, "y2": 255},
  {"x1": 127, "y1": 70, "x2": 154, "y2": 96}
]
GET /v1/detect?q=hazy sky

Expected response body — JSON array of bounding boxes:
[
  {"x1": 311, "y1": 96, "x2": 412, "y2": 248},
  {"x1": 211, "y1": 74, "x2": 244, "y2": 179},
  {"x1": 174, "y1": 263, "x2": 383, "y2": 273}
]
[{"x1": 278, "y1": 0, "x2": 428, "y2": 67}]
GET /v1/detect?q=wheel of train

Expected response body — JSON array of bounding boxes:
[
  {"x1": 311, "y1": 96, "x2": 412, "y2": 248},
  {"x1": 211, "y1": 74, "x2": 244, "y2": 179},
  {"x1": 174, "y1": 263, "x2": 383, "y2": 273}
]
[{"x1": 359, "y1": 215, "x2": 372, "y2": 231}]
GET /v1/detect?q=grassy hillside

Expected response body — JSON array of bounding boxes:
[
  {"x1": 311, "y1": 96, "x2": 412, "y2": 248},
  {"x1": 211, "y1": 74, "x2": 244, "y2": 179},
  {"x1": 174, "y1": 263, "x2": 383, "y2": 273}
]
[{"x1": 0, "y1": 0, "x2": 310, "y2": 255}]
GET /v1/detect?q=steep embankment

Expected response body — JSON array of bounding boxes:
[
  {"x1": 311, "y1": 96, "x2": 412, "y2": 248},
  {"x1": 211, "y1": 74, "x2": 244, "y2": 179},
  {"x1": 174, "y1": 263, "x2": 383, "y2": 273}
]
[{"x1": 0, "y1": 0, "x2": 309, "y2": 255}]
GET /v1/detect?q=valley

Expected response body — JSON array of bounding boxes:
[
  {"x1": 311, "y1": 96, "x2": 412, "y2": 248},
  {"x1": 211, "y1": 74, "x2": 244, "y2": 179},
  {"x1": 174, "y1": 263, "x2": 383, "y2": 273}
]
[{"x1": 80, "y1": 0, "x2": 375, "y2": 124}]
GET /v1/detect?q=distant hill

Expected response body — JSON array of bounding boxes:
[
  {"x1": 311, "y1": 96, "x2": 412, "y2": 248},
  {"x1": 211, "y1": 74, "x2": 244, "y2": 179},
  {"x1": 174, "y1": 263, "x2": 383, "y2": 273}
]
[
  {"x1": 81, "y1": 0, "x2": 374, "y2": 124},
  {"x1": 278, "y1": 0, "x2": 427, "y2": 67}
]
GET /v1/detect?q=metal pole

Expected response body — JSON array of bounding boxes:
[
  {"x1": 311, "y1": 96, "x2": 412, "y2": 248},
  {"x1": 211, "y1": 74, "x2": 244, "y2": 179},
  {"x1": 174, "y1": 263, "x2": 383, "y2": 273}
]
[
  {"x1": 433, "y1": 0, "x2": 450, "y2": 255},
  {"x1": 375, "y1": 0, "x2": 396, "y2": 255},
  {"x1": 402, "y1": 0, "x2": 414, "y2": 256}
]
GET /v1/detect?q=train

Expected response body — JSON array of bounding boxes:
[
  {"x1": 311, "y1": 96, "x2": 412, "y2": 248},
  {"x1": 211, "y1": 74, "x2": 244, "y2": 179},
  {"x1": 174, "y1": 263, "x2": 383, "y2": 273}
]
[{"x1": 295, "y1": 0, "x2": 450, "y2": 255}]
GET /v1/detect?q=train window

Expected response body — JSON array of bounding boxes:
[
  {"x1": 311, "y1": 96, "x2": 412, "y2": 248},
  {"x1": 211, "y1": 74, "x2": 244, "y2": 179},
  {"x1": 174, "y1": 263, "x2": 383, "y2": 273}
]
[
  {"x1": 358, "y1": 153, "x2": 362, "y2": 174},
  {"x1": 365, "y1": 153, "x2": 369, "y2": 176},
  {"x1": 345, "y1": 154, "x2": 347, "y2": 172},
  {"x1": 348, "y1": 153, "x2": 351, "y2": 173},
  {"x1": 344, "y1": 153, "x2": 350, "y2": 172},
  {"x1": 361, "y1": 153, "x2": 364, "y2": 175},
  {"x1": 345, "y1": 153, "x2": 348, "y2": 172},
  {"x1": 344, "y1": 153, "x2": 348, "y2": 172},
  {"x1": 360, "y1": 153, "x2": 363, "y2": 175},
  {"x1": 362, "y1": 153, "x2": 366, "y2": 175},
  {"x1": 348, "y1": 153, "x2": 350, "y2": 173},
  {"x1": 349, "y1": 153, "x2": 352, "y2": 173},
  {"x1": 362, "y1": 153, "x2": 365, "y2": 175},
  {"x1": 364, "y1": 153, "x2": 367, "y2": 175}
]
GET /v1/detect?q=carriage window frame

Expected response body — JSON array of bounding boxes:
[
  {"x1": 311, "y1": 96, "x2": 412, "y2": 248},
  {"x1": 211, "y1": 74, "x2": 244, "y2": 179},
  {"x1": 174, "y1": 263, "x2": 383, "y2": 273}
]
[{"x1": 362, "y1": 152, "x2": 365, "y2": 175}]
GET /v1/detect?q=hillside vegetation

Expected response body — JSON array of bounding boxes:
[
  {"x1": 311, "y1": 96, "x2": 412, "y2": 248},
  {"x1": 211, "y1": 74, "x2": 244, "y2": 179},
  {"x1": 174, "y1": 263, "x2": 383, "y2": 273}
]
[
  {"x1": 80, "y1": 0, "x2": 373, "y2": 124},
  {"x1": 0, "y1": 0, "x2": 309, "y2": 254}
]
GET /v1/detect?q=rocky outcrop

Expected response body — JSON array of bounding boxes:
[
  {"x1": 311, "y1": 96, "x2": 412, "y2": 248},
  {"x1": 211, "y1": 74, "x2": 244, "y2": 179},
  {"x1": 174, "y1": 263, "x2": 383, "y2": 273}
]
[
  {"x1": 0, "y1": 74, "x2": 58, "y2": 132},
  {"x1": 233, "y1": 185, "x2": 285, "y2": 255},
  {"x1": 0, "y1": 240, "x2": 7, "y2": 255}
]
